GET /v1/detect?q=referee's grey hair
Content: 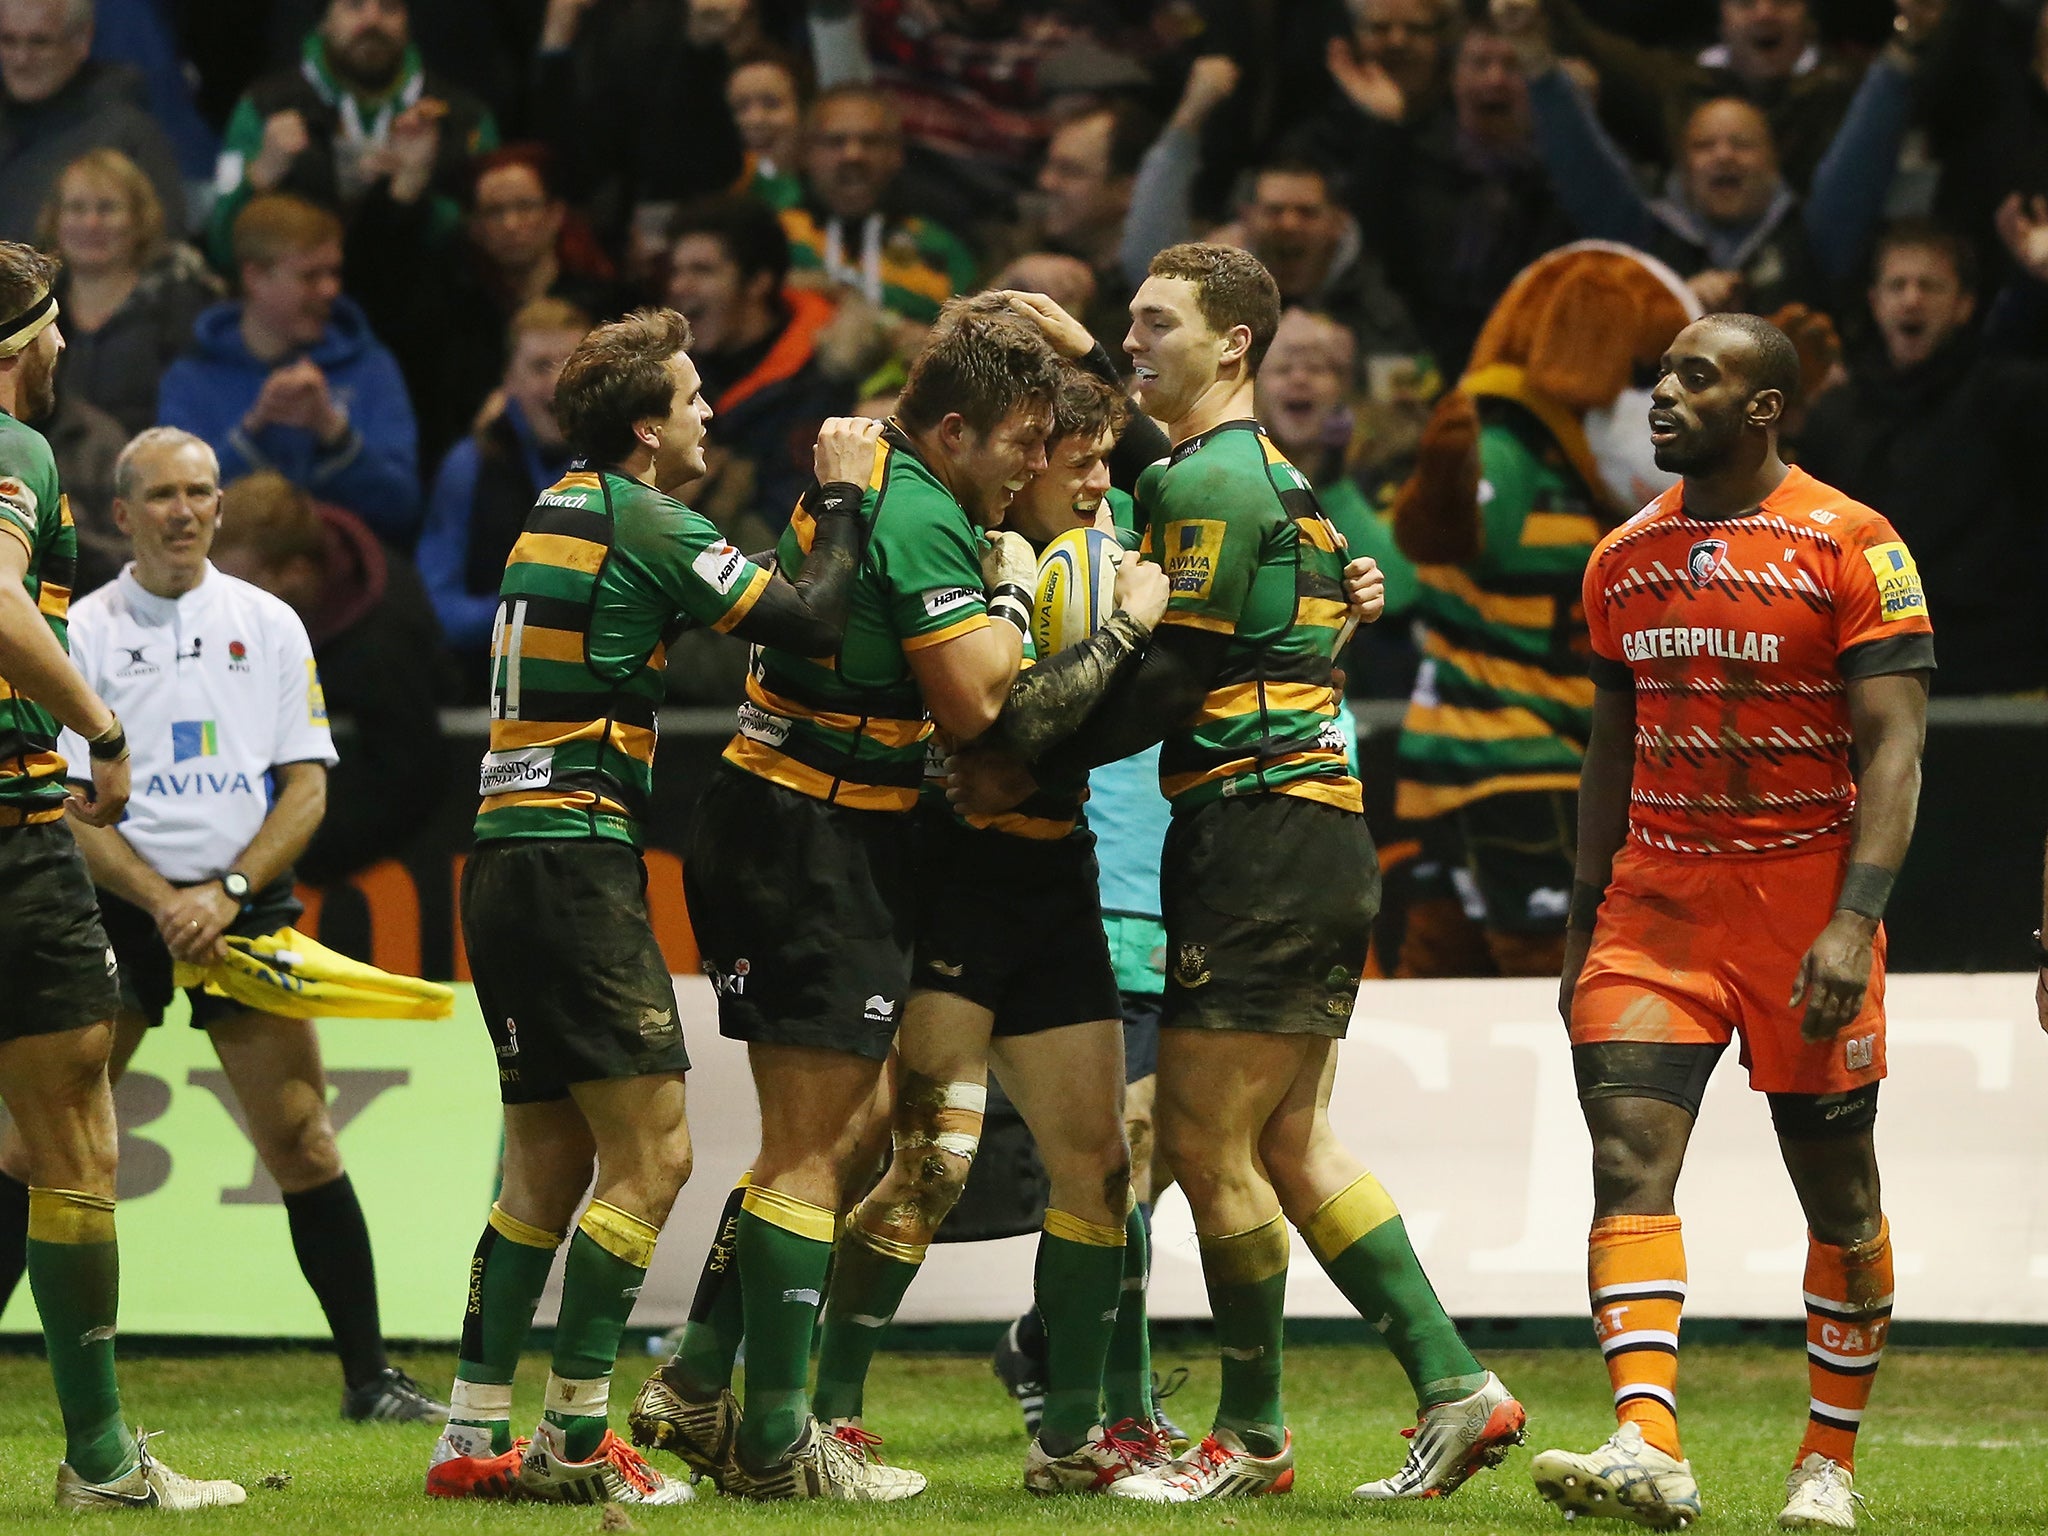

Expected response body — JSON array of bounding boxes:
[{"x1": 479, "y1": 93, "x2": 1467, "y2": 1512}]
[{"x1": 112, "y1": 427, "x2": 219, "y2": 502}]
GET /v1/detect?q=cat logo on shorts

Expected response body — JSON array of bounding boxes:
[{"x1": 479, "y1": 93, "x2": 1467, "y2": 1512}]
[
  {"x1": 1173, "y1": 942, "x2": 1212, "y2": 989},
  {"x1": 1687, "y1": 537, "x2": 1728, "y2": 586},
  {"x1": 1844, "y1": 1033, "x2": 1876, "y2": 1071}
]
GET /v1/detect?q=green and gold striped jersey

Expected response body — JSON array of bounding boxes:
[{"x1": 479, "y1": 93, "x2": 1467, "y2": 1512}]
[
  {"x1": 0, "y1": 410, "x2": 74, "y2": 822},
  {"x1": 1393, "y1": 399, "x2": 1597, "y2": 821},
  {"x1": 1137, "y1": 420, "x2": 1361, "y2": 815},
  {"x1": 474, "y1": 467, "x2": 772, "y2": 846},
  {"x1": 724, "y1": 424, "x2": 989, "y2": 812}
]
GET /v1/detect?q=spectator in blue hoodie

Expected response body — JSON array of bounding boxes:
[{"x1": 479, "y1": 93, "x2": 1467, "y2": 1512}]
[
  {"x1": 157, "y1": 192, "x2": 421, "y2": 543},
  {"x1": 416, "y1": 294, "x2": 587, "y2": 679}
]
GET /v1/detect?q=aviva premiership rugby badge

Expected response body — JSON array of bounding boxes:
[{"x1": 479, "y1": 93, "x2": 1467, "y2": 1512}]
[
  {"x1": 1862, "y1": 542, "x2": 1926, "y2": 621},
  {"x1": 1687, "y1": 537, "x2": 1728, "y2": 586}
]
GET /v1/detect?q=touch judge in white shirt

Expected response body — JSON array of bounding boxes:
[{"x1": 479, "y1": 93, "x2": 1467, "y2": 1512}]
[{"x1": 0, "y1": 427, "x2": 445, "y2": 1425}]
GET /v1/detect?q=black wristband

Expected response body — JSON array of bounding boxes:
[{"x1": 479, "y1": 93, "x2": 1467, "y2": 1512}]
[
  {"x1": 1566, "y1": 879, "x2": 1605, "y2": 934},
  {"x1": 1835, "y1": 862, "x2": 1894, "y2": 921},
  {"x1": 812, "y1": 479, "x2": 863, "y2": 517},
  {"x1": 87, "y1": 722, "x2": 128, "y2": 762}
]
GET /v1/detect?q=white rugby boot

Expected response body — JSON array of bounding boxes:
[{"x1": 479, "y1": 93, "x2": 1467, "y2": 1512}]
[
  {"x1": 55, "y1": 1431, "x2": 246, "y2": 1511},
  {"x1": 517, "y1": 1420, "x2": 694, "y2": 1504},
  {"x1": 1107, "y1": 1427, "x2": 1295, "y2": 1502},
  {"x1": 1023, "y1": 1418, "x2": 1172, "y2": 1494},
  {"x1": 1353, "y1": 1370, "x2": 1528, "y2": 1499},
  {"x1": 1779, "y1": 1453, "x2": 1861, "y2": 1529},
  {"x1": 1529, "y1": 1421, "x2": 1702, "y2": 1529}
]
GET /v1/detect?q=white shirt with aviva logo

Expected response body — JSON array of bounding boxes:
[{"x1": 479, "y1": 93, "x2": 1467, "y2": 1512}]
[{"x1": 57, "y1": 563, "x2": 339, "y2": 884}]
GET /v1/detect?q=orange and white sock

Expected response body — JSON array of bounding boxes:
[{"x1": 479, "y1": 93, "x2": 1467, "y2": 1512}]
[
  {"x1": 1589, "y1": 1214, "x2": 1686, "y2": 1459},
  {"x1": 1799, "y1": 1219, "x2": 1893, "y2": 1472}
]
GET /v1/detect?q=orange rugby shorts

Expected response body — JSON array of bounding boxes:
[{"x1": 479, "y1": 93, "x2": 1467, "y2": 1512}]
[{"x1": 1571, "y1": 839, "x2": 1886, "y2": 1097}]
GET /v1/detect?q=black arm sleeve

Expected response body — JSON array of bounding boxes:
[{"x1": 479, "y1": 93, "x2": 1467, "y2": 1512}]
[
  {"x1": 1029, "y1": 622, "x2": 1229, "y2": 777},
  {"x1": 725, "y1": 481, "x2": 867, "y2": 655},
  {"x1": 984, "y1": 611, "x2": 1150, "y2": 760},
  {"x1": 1077, "y1": 341, "x2": 1171, "y2": 493}
]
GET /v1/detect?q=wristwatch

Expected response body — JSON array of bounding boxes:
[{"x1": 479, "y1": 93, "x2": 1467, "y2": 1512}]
[{"x1": 220, "y1": 872, "x2": 252, "y2": 904}]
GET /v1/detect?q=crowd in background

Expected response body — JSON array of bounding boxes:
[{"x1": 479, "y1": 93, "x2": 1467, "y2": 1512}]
[{"x1": 18, "y1": 0, "x2": 2048, "y2": 877}]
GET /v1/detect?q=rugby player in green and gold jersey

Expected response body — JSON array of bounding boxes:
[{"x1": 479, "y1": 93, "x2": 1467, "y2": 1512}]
[
  {"x1": 0, "y1": 242, "x2": 243, "y2": 1511},
  {"x1": 798, "y1": 357, "x2": 1178, "y2": 1496},
  {"x1": 428, "y1": 308, "x2": 886, "y2": 1507},
  {"x1": 954, "y1": 244, "x2": 1527, "y2": 1504},
  {"x1": 630, "y1": 299, "x2": 1062, "y2": 1503}
]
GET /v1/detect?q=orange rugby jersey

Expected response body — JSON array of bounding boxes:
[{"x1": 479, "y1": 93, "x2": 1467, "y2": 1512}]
[{"x1": 1583, "y1": 466, "x2": 1935, "y2": 856}]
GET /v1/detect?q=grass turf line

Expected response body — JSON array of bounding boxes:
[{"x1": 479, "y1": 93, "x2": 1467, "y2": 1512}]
[{"x1": 0, "y1": 1344, "x2": 2042, "y2": 1528}]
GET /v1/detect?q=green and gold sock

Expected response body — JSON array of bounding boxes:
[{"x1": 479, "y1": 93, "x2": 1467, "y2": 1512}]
[
  {"x1": 545, "y1": 1201, "x2": 659, "y2": 1461},
  {"x1": 452, "y1": 1204, "x2": 564, "y2": 1454},
  {"x1": 813, "y1": 1215, "x2": 923, "y2": 1424},
  {"x1": 735, "y1": 1185, "x2": 834, "y2": 1466},
  {"x1": 669, "y1": 1174, "x2": 748, "y2": 1401},
  {"x1": 1200, "y1": 1213, "x2": 1289, "y2": 1456},
  {"x1": 1036, "y1": 1208, "x2": 1126, "y2": 1452},
  {"x1": 27, "y1": 1188, "x2": 135, "y2": 1484},
  {"x1": 1103, "y1": 1201, "x2": 1154, "y2": 1425},
  {"x1": 1303, "y1": 1173, "x2": 1484, "y2": 1407}
]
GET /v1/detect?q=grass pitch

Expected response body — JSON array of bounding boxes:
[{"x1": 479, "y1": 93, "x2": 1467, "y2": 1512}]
[{"x1": 0, "y1": 1343, "x2": 2041, "y2": 1530}]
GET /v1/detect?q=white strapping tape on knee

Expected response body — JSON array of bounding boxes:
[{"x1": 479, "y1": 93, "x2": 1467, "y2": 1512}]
[
  {"x1": 931, "y1": 1131, "x2": 981, "y2": 1157},
  {"x1": 939, "y1": 1081, "x2": 987, "y2": 1113}
]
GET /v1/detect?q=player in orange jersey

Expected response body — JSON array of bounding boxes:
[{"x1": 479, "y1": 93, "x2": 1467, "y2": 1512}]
[{"x1": 1530, "y1": 314, "x2": 1932, "y2": 1534}]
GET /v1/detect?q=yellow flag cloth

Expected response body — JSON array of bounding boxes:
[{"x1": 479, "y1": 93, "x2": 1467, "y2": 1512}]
[{"x1": 170, "y1": 926, "x2": 454, "y2": 1020}]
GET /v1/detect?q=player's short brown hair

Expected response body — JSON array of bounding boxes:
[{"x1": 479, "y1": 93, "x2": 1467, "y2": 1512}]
[
  {"x1": 896, "y1": 295, "x2": 1062, "y2": 438},
  {"x1": 232, "y1": 193, "x2": 344, "y2": 270},
  {"x1": 1147, "y1": 241, "x2": 1283, "y2": 374},
  {"x1": 553, "y1": 308, "x2": 695, "y2": 465},
  {"x1": 214, "y1": 471, "x2": 324, "y2": 569},
  {"x1": 0, "y1": 241, "x2": 57, "y2": 323},
  {"x1": 1049, "y1": 366, "x2": 1129, "y2": 447}
]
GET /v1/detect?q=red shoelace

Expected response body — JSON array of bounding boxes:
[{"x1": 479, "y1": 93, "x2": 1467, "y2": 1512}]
[{"x1": 828, "y1": 1423, "x2": 890, "y2": 1462}]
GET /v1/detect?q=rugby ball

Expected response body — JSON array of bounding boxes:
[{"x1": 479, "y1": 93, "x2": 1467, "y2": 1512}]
[{"x1": 1032, "y1": 525, "x2": 1119, "y2": 656}]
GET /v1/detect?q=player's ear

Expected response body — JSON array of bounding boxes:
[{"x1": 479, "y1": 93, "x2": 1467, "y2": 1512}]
[
  {"x1": 1748, "y1": 387, "x2": 1784, "y2": 431},
  {"x1": 936, "y1": 411, "x2": 969, "y2": 454},
  {"x1": 632, "y1": 412, "x2": 664, "y2": 453},
  {"x1": 1220, "y1": 322, "x2": 1253, "y2": 370}
]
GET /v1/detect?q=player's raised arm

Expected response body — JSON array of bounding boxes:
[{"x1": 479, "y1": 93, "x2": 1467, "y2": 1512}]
[
  {"x1": 720, "y1": 418, "x2": 883, "y2": 655},
  {"x1": 1790, "y1": 670, "x2": 1928, "y2": 1041}
]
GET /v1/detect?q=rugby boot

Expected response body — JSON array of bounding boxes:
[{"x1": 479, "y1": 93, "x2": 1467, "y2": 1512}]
[
  {"x1": 1779, "y1": 1453, "x2": 1861, "y2": 1530},
  {"x1": 517, "y1": 1421, "x2": 693, "y2": 1504},
  {"x1": 627, "y1": 1364, "x2": 740, "y2": 1486},
  {"x1": 992, "y1": 1315, "x2": 1047, "y2": 1436},
  {"x1": 1023, "y1": 1418, "x2": 1173, "y2": 1495},
  {"x1": 1352, "y1": 1370, "x2": 1527, "y2": 1499},
  {"x1": 343, "y1": 1367, "x2": 449, "y2": 1423},
  {"x1": 729, "y1": 1417, "x2": 926, "y2": 1501},
  {"x1": 55, "y1": 1431, "x2": 246, "y2": 1511},
  {"x1": 1108, "y1": 1427, "x2": 1295, "y2": 1502},
  {"x1": 1530, "y1": 1421, "x2": 1702, "y2": 1529},
  {"x1": 425, "y1": 1427, "x2": 527, "y2": 1500}
]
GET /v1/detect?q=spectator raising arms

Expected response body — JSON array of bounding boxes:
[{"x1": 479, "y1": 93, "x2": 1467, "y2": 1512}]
[
  {"x1": 158, "y1": 194, "x2": 421, "y2": 544},
  {"x1": 0, "y1": 0, "x2": 186, "y2": 242},
  {"x1": 417, "y1": 296, "x2": 589, "y2": 674},
  {"x1": 1497, "y1": 0, "x2": 1929, "y2": 317},
  {"x1": 40, "y1": 147, "x2": 220, "y2": 439},
  {"x1": 208, "y1": 0, "x2": 498, "y2": 265}
]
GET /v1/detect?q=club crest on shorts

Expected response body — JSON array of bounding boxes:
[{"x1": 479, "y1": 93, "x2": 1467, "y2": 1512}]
[
  {"x1": 1687, "y1": 537, "x2": 1729, "y2": 586},
  {"x1": 1173, "y1": 942, "x2": 1212, "y2": 989}
]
